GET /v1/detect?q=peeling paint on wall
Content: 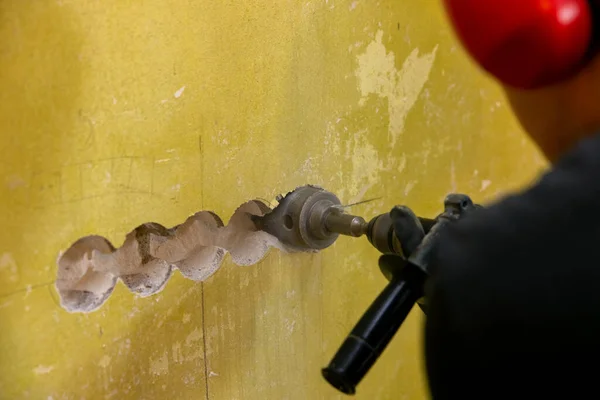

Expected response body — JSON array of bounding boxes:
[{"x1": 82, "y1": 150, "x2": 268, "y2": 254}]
[
  {"x1": 345, "y1": 129, "x2": 386, "y2": 203},
  {"x1": 150, "y1": 352, "x2": 169, "y2": 376},
  {"x1": 356, "y1": 30, "x2": 438, "y2": 148}
]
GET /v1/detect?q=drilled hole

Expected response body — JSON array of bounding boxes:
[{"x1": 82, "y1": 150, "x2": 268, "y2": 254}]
[
  {"x1": 284, "y1": 215, "x2": 294, "y2": 230},
  {"x1": 56, "y1": 199, "x2": 279, "y2": 313}
]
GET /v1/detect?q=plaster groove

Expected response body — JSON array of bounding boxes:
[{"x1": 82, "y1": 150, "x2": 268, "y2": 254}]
[{"x1": 56, "y1": 200, "x2": 285, "y2": 313}]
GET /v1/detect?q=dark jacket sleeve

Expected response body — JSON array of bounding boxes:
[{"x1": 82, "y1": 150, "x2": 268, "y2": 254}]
[{"x1": 424, "y1": 135, "x2": 600, "y2": 399}]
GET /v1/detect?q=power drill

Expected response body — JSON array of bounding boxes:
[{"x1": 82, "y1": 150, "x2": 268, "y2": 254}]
[{"x1": 252, "y1": 185, "x2": 480, "y2": 395}]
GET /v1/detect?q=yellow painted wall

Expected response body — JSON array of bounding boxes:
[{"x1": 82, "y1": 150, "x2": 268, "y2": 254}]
[{"x1": 0, "y1": 1, "x2": 545, "y2": 399}]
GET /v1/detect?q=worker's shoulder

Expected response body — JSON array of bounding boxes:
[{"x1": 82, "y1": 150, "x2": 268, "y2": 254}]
[
  {"x1": 424, "y1": 135, "x2": 600, "y2": 396},
  {"x1": 432, "y1": 132, "x2": 600, "y2": 298},
  {"x1": 447, "y1": 132, "x2": 600, "y2": 250}
]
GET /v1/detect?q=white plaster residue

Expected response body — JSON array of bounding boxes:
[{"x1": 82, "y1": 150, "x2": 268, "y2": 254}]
[
  {"x1": 347, "y1": 184, "x2": 371, "y2": 206},
  {"x1": 99, "y1": 355, "x2": 111, "y2": 368},
  {"x1": 404, "y1": 180, "x2": 417, "y2": 196},
  {"x1": 174, "y1": 86, "x2": 186, "y2": 99},
  {"x1": 349, "y1": 1, "x2": 358, "y2": 10},
  {"x1": 150, "y1": 352, "x2": 169, "y2": 375},
  {"x1": 33, "y1": 365, "x2": 55, "y2": 375},
  {"x1": 325, "y1": 121, "x2": 342, "y2": 158},
  {"x1": 0, "y1": 252, "x2": 18, "y2": 282},
  {"x1": 209, "y1": 371, "x2": 219, "y2": 377},
  {"x1": 5, "y1": 175, "x2": 26, "y2": 190},
  {"x1": 480, "y1": 180, "x2": 492, "y2": 191},
  {"x1": 284, "y1": 318, "x2": 297, "y2": 334},
  {"x1": 185, "y1": 328, "x2": 203, "y2": 346},
  {"x1": 396, "y1": 153, "x2": 407, "y2": 174},
  {"x1": 297, "y1": 157, "x2": 315, "y2": 178},
  {"x1": 346, "y1": 129, "x2": 384, "y2": 202},
  {"x1": 172, "y1": 342, "x2": 184, "y2": 364},
  {"x1": 182, "y1": 313, "x2": 191, "y2": 324},
  {"x1": 356, "y1": 30, "x2": 438, "y2": 147}
]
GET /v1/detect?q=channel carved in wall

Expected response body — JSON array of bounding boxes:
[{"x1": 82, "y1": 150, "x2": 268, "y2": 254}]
[{"x1": 56, "y1": 199, "x2": 295, "y2": 313}]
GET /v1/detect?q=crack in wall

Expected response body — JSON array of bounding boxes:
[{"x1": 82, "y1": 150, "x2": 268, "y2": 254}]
[{"x1": 56, "y1": 200, "x2": 289, "y2": 313}]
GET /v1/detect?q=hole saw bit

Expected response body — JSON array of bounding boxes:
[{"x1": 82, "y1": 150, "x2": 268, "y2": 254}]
[{"x1": 251, "y1": 184, "x2": 436, "y2": 256}]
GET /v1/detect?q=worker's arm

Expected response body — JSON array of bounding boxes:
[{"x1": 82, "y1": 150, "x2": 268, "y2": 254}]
[{"x1": 424, "y1": 133, "x2": 600, "y2": 399}]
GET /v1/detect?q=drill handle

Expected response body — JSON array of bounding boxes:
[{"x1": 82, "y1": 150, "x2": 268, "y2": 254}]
[
  {"x1": 322, "y1": 194, "x2": 480, "y2": 395},
  {"x1": 321, "y1": 258, "x2": 426, "y2": 395}
]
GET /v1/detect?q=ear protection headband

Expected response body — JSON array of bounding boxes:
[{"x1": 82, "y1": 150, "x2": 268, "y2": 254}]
[{"x1": 443, "y1": 0, "x2": 597, "y2": 89}]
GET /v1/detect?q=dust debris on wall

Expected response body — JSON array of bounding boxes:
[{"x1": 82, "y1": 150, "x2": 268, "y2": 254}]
[{"x1": 55, "y1": 186, "x2": 321, "y2": 313}]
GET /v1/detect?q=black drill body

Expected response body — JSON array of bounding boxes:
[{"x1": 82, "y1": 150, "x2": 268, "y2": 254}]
[
  {"x1": 322, "y1": 194, "x2": 479, "y2": 395},
  {"x1": 253, "y1": 186, "x2": 479, "y2": 395}
]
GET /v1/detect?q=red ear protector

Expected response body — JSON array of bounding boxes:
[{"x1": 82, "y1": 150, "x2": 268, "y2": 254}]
[{"x1": 443, "y1": 0, "x2": 598, "y2": 89}]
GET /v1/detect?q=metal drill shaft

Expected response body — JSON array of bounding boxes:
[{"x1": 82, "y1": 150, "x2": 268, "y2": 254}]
[{"x1": 324, "y1": 209, "x2": 368, "y2": 238}]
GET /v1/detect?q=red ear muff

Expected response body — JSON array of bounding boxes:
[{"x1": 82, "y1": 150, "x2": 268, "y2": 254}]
[{"x1": 443, "y1": 0, "x2": 594, "y2": 89}]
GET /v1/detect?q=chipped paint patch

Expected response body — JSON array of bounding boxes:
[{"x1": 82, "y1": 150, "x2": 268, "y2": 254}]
[
  {"x1": 404, "y1": 180, "x2": 417, "y2": 196},
  {"x1": 172, "y1": 342, "x2": 184, "y2": 364},
  {"x1": 5, "y1": 175, "x2": 26, "y2": 190},
  {"x1": 480, "y1": 179, "x2": 492, "y2": 191},
  {"x1": 150, "y1": 352, "x2": 169, "y2": 375},
  {"x1": 98, "y1": 355, "x2": 111, "y2": 368},
  {"x1": 346, "y1": 129, "x2": 385, "y2": 202},
  {"x1": 185, "y1": 328, "x2": 202, "y2": 346},
  {"x1": 174, "y1": 86, "x2": 186, "y2": 98},
  {"x1": 356, "y1": 30, "x2": 438, "y2": 147},
  {"x1": 33, "y1": 365, "x2": 55, "y2": 375}
]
